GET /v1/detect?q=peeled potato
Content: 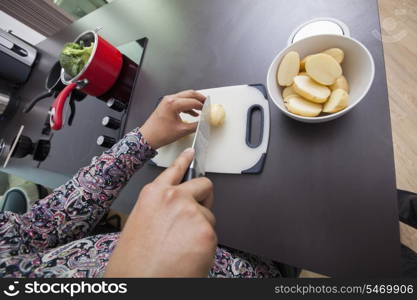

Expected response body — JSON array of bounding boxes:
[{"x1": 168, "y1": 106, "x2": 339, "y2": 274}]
[
  {"x1": 209, "y1": 103, "x2": 225, "y2": 127},
  {"x1": 282, "y1": 85, "x2": 297, "y2": 98},
  {"x1": 284, "y1": 95, "x2": 322, "y2": 117},
  {"x1": 323, "y1": 89, "x2": 349, "y2": 113},
  {"x1": 277, "y1": 51, "x2": 300, "y2": 86},
  {"x1": 329, "y1": 75, "x2": 349, "y2": 92},
  {"x1": 322, "y1": 48, "x2": 344, "y2": 64},
  {"x1": 300, "y1": 55, "x2": 312, "y2": 71},
  {"x1": 293, "y1": 75, "x2": 331, "y2": 103},
  {"x1": 305, "y1": 53, "x2": 342, "y2": 85}
]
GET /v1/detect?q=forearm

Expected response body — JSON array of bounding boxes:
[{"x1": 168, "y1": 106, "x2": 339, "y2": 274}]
[{"x1": 2, "y1": 128, "x2": 156, "y2": 254}]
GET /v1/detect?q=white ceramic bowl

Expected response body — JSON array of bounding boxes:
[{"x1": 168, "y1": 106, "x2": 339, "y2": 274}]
[{"x1": 266, "y1": 34, "x2": 375, "y2": 123}]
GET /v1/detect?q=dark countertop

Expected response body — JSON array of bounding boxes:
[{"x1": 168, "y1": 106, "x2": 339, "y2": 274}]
[{"x1": 0, "y1": 0, "x2": 400, "y2": 276}]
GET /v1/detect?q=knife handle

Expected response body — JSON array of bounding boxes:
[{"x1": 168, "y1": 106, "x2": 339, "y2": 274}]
[{"x1": 182, "y1": 167, "x2": 197, "y2": 182}]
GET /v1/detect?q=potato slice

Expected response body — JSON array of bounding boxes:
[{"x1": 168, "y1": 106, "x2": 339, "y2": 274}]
[
  {"x1": 284, "y1": 95, "x2": 322, "y2": 117},
  {"x1": 323, "y1": 89, "x2": 349, "y2": 113},
  {"x1": 322, "y1": 48, "x2": 344, "y2": 64},
  {"x1": 300, "y1": 55, "x2": 312, "y2": 71},
  {"x1": 305, "y1": 53, "x2": 342, "y2": 85},
  {"x1": 282, "y1": 85, "x2": 297, "y2": 98},
  {"x1": 210, "y1": 104, "x2": 226, "y2": 127},
  {"x1": 293, "y1": 75, "x2": 331, "y2": 103},
  {"x1": 329, "y1": 75, "x2": 349, "y2": 92},
  {"x1": 277, "y1": 51, "x2": 300, "y2": 86}
]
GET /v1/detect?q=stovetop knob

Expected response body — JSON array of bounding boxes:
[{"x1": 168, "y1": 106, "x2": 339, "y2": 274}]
[
  {"x1": 11, "y1": 135, "x2": 34, "y2": 158},
  {"x1": 11, "y1": 135, "x2": 50, "y2": 161},
  {"x1": 106, "y1": 98, "x2": 126, "y2": 112},
  {"x1": 102, "y1": 116, "x2": 121, "y2": 130},
  {"x1": 97, "y1": 135, "x2": 116, "y2": 148}
]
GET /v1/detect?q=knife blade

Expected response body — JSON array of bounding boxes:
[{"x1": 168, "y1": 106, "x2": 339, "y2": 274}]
[{"x1": 183, "y1": 95, "x2": 211, "y2": 181}]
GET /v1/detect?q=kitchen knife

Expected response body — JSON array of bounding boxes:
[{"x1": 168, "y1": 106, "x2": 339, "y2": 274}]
[{"x1": 183, "y1": 95, "x2": 211, "y2": 181}]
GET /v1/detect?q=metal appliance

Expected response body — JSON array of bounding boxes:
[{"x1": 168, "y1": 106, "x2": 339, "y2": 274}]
[{"x1": 0, "y1": 28, "x2": 37, "y2": 84}]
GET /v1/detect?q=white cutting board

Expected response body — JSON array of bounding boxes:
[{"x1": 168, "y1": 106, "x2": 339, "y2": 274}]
[{"x1": 151, "y1": 85, "x2": 270, "y2": 174}]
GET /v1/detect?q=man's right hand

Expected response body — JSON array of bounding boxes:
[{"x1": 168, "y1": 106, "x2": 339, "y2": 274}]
[{"x1": 104, "y1": 148, "x2": 216, "y2": 277}]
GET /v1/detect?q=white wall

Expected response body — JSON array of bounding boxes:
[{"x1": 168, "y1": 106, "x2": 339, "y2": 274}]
[{"x1": 0, "y1": 11, "x2": 46, "y2": 45}]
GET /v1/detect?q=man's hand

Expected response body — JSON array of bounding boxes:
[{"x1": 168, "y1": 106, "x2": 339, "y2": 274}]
[
  {"x1": 104, "y1": 148, "x2": 216, "y2": 277},
  {"x1": 140, "y1": 90, "x2": 206, "y2": 149}
]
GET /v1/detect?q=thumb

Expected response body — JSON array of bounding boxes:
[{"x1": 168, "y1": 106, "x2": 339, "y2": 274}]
[{"x1": 154, "y1": 147, "x2": 195, "y2": 185}]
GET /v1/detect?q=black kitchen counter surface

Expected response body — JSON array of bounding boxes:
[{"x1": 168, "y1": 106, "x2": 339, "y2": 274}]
[{"x1": 0, "y1": 0, "x2": 400, "y2": 277}]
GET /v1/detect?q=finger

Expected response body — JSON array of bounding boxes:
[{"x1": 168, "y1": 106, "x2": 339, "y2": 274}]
[
  {"x1": 179, "y1": 177, "x2": 214, "y2": 209},
  {"x1": 173, "y1": 98, "x2": 203, "y2": 113},
  {"x1": 184, "y1": 110, "x2": 200, "y2": 117},
  {"x1": 154, "y1": 148, "x2": 195, "y2": 185},
  {"x1": 180, "y1": 121, "x2": 198, "y2": 135},
  {"x1": 199, "y1": 206, "x2": 216, "y2": 227},
  {"x1": 174, "y1": 90, "x2": 206, "y2": 103}
]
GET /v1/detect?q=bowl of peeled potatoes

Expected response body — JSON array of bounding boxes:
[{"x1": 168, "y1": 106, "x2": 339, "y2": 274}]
[{"x1": 267, "y1": 34, "x2": 375, "y2": 123}]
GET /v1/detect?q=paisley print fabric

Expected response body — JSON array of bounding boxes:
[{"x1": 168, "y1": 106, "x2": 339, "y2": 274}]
[
  {"x1": 210, "y1": 246, "x2": 282, "y2": 278},
  {"x1": 0, "y1": 128, "x2": 281, "y2": 278}
]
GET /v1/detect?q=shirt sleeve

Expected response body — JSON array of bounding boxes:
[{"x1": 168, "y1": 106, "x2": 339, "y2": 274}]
[{"x1": 0, "y1": 128, "x2": 157, "y2": 256}]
